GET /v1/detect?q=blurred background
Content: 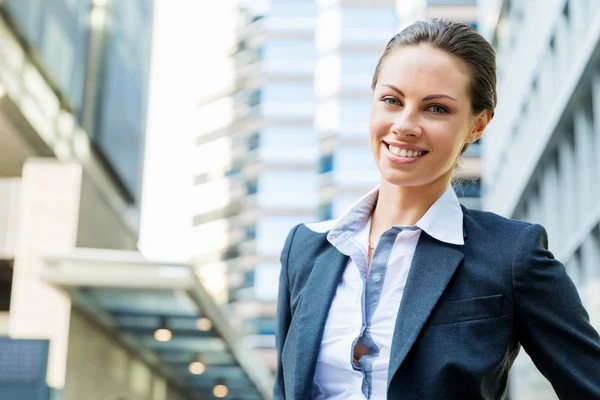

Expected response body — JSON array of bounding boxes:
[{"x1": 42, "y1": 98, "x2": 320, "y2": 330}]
[{"x1": 0, "y1": 0, "x2": 598, "y2": 399}]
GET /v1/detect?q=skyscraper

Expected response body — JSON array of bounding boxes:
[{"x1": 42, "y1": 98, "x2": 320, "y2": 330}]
[{"x1": 192, "y1": 0, "x2": 319, "y2": 371}]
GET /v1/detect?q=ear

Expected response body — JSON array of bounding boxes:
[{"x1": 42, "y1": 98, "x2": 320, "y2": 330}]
[{"x1": 467, "y1": 109, "x2": 493, "y2": 143}]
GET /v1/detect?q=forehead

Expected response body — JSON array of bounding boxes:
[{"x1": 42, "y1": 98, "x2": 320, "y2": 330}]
[{"x1": 377, "y1": 44, "x2": 470, "y2": 97}]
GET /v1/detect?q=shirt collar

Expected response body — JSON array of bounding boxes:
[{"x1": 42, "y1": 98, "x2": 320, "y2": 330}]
[{"x1": 327, "y1": 185, "x2": 464, "y2": 247}]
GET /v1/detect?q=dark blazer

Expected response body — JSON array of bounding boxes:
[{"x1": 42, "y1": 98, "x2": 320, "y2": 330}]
[{"x1": 273, "y1": 206, "x2": 600, "y2": 399}]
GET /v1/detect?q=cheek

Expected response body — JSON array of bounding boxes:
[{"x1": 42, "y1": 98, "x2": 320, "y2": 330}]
[
  {"x1": 433, "y1": 122, "x2": 469, "y2": 150},
  {"x1": 369, "y1": 108, "x2": 388, "y2": 137}
]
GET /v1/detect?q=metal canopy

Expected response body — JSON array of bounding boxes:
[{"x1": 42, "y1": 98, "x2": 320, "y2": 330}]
[{"x1": 41, "y1": 248, "x2": 273, "y2": 400}]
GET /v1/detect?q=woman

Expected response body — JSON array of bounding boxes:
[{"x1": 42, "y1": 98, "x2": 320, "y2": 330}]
[{"x1": 273, "y1": 19, "x2": 600, "y2": 399}]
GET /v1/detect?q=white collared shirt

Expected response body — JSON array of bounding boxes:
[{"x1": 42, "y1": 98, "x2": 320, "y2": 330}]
[{"x1": 307, "y1": 185, "x2": 464, "y2": 399}]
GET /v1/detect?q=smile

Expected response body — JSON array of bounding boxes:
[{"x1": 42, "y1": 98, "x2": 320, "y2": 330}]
[
  {"x1": 383, "y1": 142, "x2": 429, "y2": 164},
  {"x1": 388, "y1": 145, "x2": 426, "y2": 158}
]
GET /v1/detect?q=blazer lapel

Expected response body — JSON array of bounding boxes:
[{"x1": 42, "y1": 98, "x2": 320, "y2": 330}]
[
  {"x1": 388, "y1": 231, "x2": 464, "y2": 386},
  {"x1": 293, "y1": 244, "x2": 348, "y2": 399}
]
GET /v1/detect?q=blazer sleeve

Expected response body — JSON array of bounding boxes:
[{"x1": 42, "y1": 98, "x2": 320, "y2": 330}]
[
  {"x1": 273, "y1": 224, "x2": 300, "y2": 400},
  {"x1": 513, "y1": 223, "x2": 600, "y2": 398}
]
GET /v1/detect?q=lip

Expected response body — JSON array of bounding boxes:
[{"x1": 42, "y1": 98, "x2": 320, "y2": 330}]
[{"x1": 382, "y1": 141, "x2": 428, "y2": 165}]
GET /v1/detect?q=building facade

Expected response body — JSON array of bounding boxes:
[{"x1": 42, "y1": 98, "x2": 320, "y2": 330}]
[
  {"x1": 0, "y1": 1, "x2": 273, "y2": 399},
  {"x1": 191, "y1": 0, "x2": 319, "y2": 370},
  {"x1": 0, "y1": 0, "x2": 166, "y2": 398},
  {"x1": 479, "y1": 0, "x2": 600, "y2": 398}
]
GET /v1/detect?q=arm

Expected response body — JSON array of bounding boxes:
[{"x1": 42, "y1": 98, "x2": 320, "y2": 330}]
[
  {"x1": 513, "y1": 223, "x2": 600, "y2": 398},
  {"x1": 273, "y1": 224, "x2": 300, "y2": 400}
]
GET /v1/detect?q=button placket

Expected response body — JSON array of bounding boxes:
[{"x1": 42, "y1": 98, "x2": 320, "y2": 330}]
[{"x1": 353, "y1": 227, "x2": 401, "y2": 398}]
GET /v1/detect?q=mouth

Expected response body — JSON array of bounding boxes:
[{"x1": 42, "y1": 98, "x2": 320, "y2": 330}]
[{"x1": 383, "y1": 141, "x2": 429, "y2": 160}]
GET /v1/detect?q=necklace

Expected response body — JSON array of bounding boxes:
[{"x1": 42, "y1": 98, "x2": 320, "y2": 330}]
[{"x1": 368, "y1": 242, "x2": 375, "y2": 250}]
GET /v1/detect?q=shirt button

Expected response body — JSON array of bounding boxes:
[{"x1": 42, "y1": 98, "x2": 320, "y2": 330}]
[{"x1": 372, "y1": 273, "x2": 382, "y2": 283}]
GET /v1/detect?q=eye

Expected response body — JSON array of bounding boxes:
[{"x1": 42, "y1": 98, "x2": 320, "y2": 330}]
[
  {"x1": 426, "y1": 104, "x2": 450, "y2": 114},
  {"x1": 382, "y1": 97, "x2": 401, "y2": 106}
]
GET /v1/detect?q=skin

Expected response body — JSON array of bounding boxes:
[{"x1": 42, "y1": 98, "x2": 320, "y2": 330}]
[{"x1": 367, "y1": 43, "x2": 493, "y2": 251}]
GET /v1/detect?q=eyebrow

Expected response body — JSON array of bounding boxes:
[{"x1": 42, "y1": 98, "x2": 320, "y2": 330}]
[{"x1": 382, "y1": 84, "x2": 457, "y2": 102}]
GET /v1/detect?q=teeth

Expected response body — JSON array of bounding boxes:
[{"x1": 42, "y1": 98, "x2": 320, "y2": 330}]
[{"x1": 389, "y1": 145, "x2": 425, "y2": 158}]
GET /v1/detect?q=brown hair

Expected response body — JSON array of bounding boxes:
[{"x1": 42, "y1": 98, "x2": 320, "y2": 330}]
[{"x1": 372, "y1": 18, "x2": 497, "y2": 154}]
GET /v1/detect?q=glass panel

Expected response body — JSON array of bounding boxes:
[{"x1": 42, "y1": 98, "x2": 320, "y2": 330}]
[
  {"x1": 263, "y1": 39, "x2": 316, "y2": 74},
  {"x1": 332, "y1": 147, "x2": 379, "y2": 185},
  {"x1": 261, "y1": 82, "x2": 315, "y2": 118},
  {"x1": 4, "y1": 0, "x2": 92, "y2": 117},
  {"x1": 94, "y1": 0, "x2": 154, "y2": 201},
  {"x1": 257, "y1": 171, "x2": 318, "y2": 209},
  {"x1": 260, "y1": 127, "x2": 318, "y2": 163},
  {"x1": 255, "y1": 216, "x2": 307, "y2": 255}
]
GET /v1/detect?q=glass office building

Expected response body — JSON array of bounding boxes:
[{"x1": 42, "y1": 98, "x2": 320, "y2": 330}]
[
  {"x1": 191, "y1": 0, "x2": 319, "y2": 371},
  {"x1": 479, "y1": 0, "x2": 600, "y2": 398}
]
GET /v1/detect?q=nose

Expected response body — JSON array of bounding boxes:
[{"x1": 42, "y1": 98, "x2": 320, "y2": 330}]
[{"x1": 390, "y1": 107, "x2": 423, "y2": 137}]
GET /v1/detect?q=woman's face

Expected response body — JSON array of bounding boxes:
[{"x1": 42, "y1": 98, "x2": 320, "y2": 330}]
[{"x1": 369, "y1": 44, "x2": 485, "y2": 189}]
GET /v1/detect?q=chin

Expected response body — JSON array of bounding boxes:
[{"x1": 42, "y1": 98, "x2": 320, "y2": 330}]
[{"x1": 379, "y1": 169, "x2": 428, "y2": 187}]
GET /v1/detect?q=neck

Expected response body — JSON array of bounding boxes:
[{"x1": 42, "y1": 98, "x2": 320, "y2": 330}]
[{"x1": 371, "y1": 174, "x2": 451, "y2": 237}]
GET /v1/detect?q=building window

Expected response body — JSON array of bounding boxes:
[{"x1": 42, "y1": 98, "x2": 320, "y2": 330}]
[
  {"x1": 247, "y1": 181, "x2": 258, "y2": 195},
  {"x1": 221, "y1": 246, "x2": 240, "y2": 261},
  {"x1": 248, "y1": 133, "x2": 260, "y2": 151},
  {"x1": 320, "y1": 154, "x2": 334, "y2": 173},
  {"x1": 225, "y1": 167, "x2": 241, "y2": 178},
  {"x1": 245, "y1": 225, "x2": 257, "y2": 240},
  {"x1": 243, "y1": 270, "x2": 255, "y2": 288},
  {"x1": 249, "y1": 90, "x2": 261, "y2": 107}
]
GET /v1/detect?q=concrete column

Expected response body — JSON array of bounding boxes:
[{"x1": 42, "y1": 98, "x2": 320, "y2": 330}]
[
  {"x1": 529, "y1": 187, "x2": 543, "y2": 226},
  {"x1": 592, "y1": 70, "x2": 600, "y2": 205},
  {"x1": 558, "y1": 133, "x2": 577, "y2": 236},
  {"x1": 581, "y1": 232, "x2": 600, "y2": 281},
  {"x1": 555, "y1": 13, "x2": 570, "y2": 80},
  {"x1": 0, "y1": 178, "x2": 20, "y2": 259},
  {"x1": 542, "y1": 158, "x2": 560, "y2": 252},
  {"x1": 569, "y1": 0, "x2": 587, "y2": 48},
  {"x1": 574, "y1": 104, "x2": 596, "y2": 216},
  {"x1": 8, "y1": 159, "x2": 82, "y2": 391},
  {"x1": 567, "y1": 252, "x2": 582, "y2": 287}
]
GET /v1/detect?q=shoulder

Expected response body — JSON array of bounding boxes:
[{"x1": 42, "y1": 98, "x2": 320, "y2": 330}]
[
  {"x1": 282, "y1": 219, "x2": 337, "y2": 260},
  {"x1": 461, "y1": 206, "x2": 533, "y2": 239},
  {"x1": 281, "y1": 218, "x2": 341, "y2": 268},
  {"x1": 463, "y1": 207, "x2": 548, "y2": 257},
  {"x1": 284, "y1": 220, "x2": 337, "y2": 256},
  {"x1": 280, "y1": 220, "x2": 342, "y2": 295},
  {"x1": 461, "y1": 206, "x2": 549, "y2": 259}
]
